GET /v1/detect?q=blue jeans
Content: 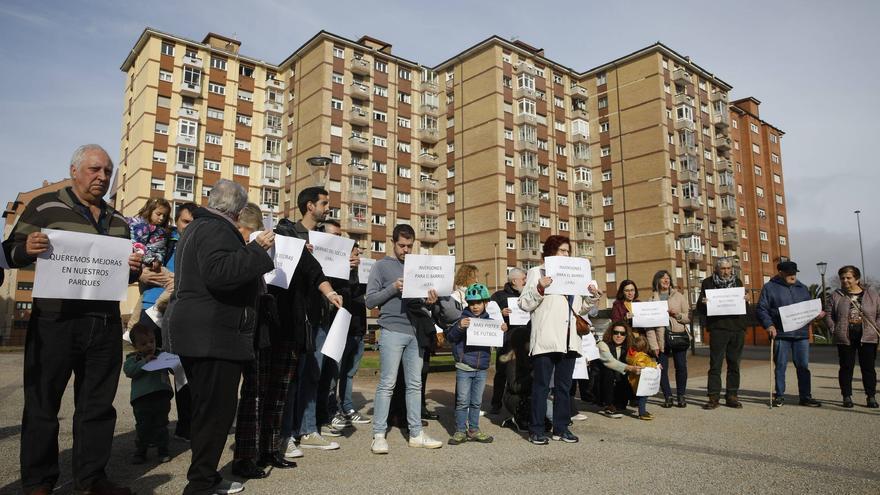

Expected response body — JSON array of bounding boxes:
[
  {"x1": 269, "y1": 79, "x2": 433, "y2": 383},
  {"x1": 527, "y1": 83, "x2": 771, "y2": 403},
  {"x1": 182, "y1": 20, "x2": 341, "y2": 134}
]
[
  {"x1": 372, "y1": 329, "x2": 423, "y2": 436},
  {"x1": 530, "y1": 353, "x2": 575, "y2": 436},
  {"x1": 337, "y1": 334, "x2": 365, "y2": 413},
  {"x1": 280, "y1": 325, "x2": 327, "y2": 438},
  {"x1": 659, "y1": 349, "x2": 688, "y2": 398},
  {"x1": 774, "y1": 338, "x2": 812, "y2": 399},
  {"x1": 454, "y1": 368, "x2": 487, "y2": 432},
  {"x1": 637, "y1": 396, "x2": 648, "y2": 416}
]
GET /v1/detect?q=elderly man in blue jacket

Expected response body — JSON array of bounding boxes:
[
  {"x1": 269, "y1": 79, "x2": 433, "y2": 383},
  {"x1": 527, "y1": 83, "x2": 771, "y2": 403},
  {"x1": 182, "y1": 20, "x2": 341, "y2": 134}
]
[{"x1": 756, "y1": 261, "x2": 825, "y2": 408}]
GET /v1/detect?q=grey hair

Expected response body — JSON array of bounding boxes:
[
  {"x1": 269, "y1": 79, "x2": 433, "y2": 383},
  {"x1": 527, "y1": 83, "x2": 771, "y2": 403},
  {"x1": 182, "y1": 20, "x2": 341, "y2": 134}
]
[
  {"x1": 714, "y1": 257, "x2": 735, "y2": 272},
  {"x1": 237, "y1": 202, "x2": 264, "y2": 231},
  {"x1": 208, "y1": 179, "x2": 248, "y2": 217},
  {"x1": 508, "y1": 267, "x2": 527, "y2": 281},
  {"x1": 70, "y1": 144, "x2": 111, "y2": 170}
]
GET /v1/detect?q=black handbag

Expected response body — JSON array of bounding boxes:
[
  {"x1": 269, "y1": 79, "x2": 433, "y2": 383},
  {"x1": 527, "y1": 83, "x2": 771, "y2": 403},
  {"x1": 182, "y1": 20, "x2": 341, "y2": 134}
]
[{"x1": 666, "y1": 325, "x2": 692, "y2": 352}]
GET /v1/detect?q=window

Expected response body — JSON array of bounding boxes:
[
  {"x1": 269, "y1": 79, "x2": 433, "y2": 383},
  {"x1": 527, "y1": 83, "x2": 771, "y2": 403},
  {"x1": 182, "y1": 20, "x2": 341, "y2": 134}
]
[
  {"x1": 205, "y1": 133, "x2": 222, "y2": 145},
  {"x1": 153, "y1": 150, "x2": 167, "y2": 163},
  {"x1": 447, "y1": 192, "x2": 455, "y2": 204},
  {"x1": 261, "y1": 188, "x2": 279, "y2": 206},
  {"x1": 372, "y1": 214, "x2": 386, "y2": 225},
  {"x1": 203, "y1": 159, "x2": 220, "y2": 172},
  {"x1": 333, "y1": 46, "x2": 344, "y2": 58},
  {"x1": 373, "y1": 136, "x2": 387, "y2": 147},
  {"x1": 374, "y1": 85, "x2": 388, "y2": 97},
  {"x1": 757, "y1": 208, "x2": 767, "y2": 218},
  {"x1": 604, "y1": 220, "x2": 614, "y2": 231},
  {"x1": 234, "y1": 139, "x2": 250, "y2": 150},
  {"x1": 761, "y1": 252, "x2": 770, "y2": 263},
  {"x1": 398, "y1": 92, "x2": 411, "y2": 104},
  {"x1": 399, "y1": 68, "x2": 411, "y2": 80},
  {"x1": 605, "y1": 246, "x2": 615, "y2": 256},
  {"x1": 517, "y1": 72, "x2": 535, "y2": 91},
  {"x1": 754, "y1": 165, "x2": 763, "y2": 176},
  {"x1": 539, "y1": 217, "x2": 550, "y2": 228},
  {"x1": 554, "y1": 96, "x2": 564, "y2": 108},
  {"x1": 175, "y1": 175, "x2": 193, "y2": 193},
  {"x1": 602, "y1": 195, "x2": 613, "y2": 206},
  {"x1": 372, "y1": 161, "x2": 386, "y2": 173},
  {"x1": 397, "y1": 117, "x2": 411, "y2": 129},
  {"x1": 178, "y1": 119, "x2": 197, "y2": 138},
  {"x1": 556, "y1": 145, "x2": 567, "y2": 156},
  {"x1": 752, "y1": 143, "x2": 761, "y2": 154},
  {"x1": 238, "y1": 64, "x2": 254, "y2": 77},
  {"x1": 330, "y1": 98, "x2": 343, "y2": 110},
  {"x1": 155, "y1": 123, "x2": 169, "y2": 135},
  {"x1": 150, "y1": 178, "x2": 165, "y2": 191},
  {"x1": 236, "y1": 113, "x2": 252, "y2": 126},
  {"x1": 777, "y1": 215, "x2": 785, "y2": 225},
  {"x1": 602, "y1": 170, "x2": 612, "y2": 182},
  {"x1": 596, "y1": 72, "x2": 607, "y2": 85},
  {"x1": 505, "y1": 210, "x2": 515, "y2": 222},
  {"x1": 771, "y1": 153, "x2": 780, "y2": 164},
  {"x1": 208, "y1": 82, "x2": 225, "y2": 95},
  {"x1": 775, "y1": 194, "x2": 784, "y2": 204},
  {"x1": 769, "y1": 134, "x2": 778, "y2": 143},
  {"x1": 756, "y1": 186, "x2": 764, "y2": 198},
  {"x1": 599, "y1": 121, "x2": 609, "y2": 133},
  {"x1": 206, "y1": 107, "x2": 224, "y2": 120},
  {"x1": 750, "y1": 123, "x2": 759, "y2": 133},
  {"x1": 759, "y1": 231, "x2": 769, "y2": 241},
  {"x1": 598, "y1": 96, "x2": 608, "y2": 109},
  {"x1": 233, "y1": 164, "x2": 249, "y2": 176},
  {"x1": 517, "y1": 99, "x2": 536, "y2": 116},
  {"x1": 330, "y1": 125, "x2": 342, "y2": 137},
  {"x1": 397, "y1": 166, "x2": 411, "y2": 178},
  {"x1": 504, "y1": 129, "x2": 514, "y2": 140},
  {"x1": 183, "y1": 66, "x2": 201, "y2": 87},
  {"x1": 238, "y1": 90, "x2": 253, "y2": 102},
  {"x1": 265, "y1": 138, "x2": 281, "y2": 155},
  {"x1": 211, "y1": 57, "x2": 227, "y2": 71},
  {"x1": 161, "y1": 41, "x2": 174, "y2": 56},
  {"x1": 600, "y1": 146, "x2": 611, "y2": 157},
  {"x1": 159, "y1": 70, "x2": 172, "y2": 82},
  {"x1": 371, "y1": 240, "x2": 386, "y2": 252},
  {"x1": 397, "y1": 192, "x2": 411, "y2": 204},
  {"x1": 779, "y1": 235, "x2": 787, "y2": 246},
  {"x1": 332, "y1": 72, "x2": 344, "y2": 84},
  {"x1": 375, "y1": 60, "x2": 387, "y2": 73},
  {"x1": 397, "y1": 141, "x2": 410, "y2": 153}
]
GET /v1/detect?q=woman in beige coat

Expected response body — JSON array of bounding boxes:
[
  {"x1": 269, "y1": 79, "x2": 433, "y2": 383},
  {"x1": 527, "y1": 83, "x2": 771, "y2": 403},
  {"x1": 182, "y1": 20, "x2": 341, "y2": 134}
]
[
  {"x1": 519, "y1": 235, "x2": 599, "y2": 445},
  {"x1": 647, "y1": 270, "x2": 691, "y2": 408}
]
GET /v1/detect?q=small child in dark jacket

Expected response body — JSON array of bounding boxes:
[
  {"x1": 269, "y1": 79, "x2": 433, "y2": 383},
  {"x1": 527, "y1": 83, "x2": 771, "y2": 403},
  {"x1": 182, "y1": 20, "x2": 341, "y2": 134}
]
[
  {"x1": 124, "y1": 323, "x2": 174, "y2": 464},
  {"x1": 445, "y1": 283, "x2": 507, "y2": 444}
]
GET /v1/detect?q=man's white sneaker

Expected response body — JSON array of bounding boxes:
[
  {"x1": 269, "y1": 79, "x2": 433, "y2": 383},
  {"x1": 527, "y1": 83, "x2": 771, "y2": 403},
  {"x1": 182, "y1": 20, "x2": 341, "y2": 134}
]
[
  {"x1": 212, "y1": 479, "x2": 244, "y2": 494},
  {"x1": 371, "y1": 433, "x2": 389, "y2": 454},
  {"x1": 299, "y1": 432, "x2": 339, "y2": 450},
  {"x1": 571, "y1": 413, "x2": 588, "y2": 421},
  {"x1": 408, "y1": 431, "x2": 443, "y2": 449}
]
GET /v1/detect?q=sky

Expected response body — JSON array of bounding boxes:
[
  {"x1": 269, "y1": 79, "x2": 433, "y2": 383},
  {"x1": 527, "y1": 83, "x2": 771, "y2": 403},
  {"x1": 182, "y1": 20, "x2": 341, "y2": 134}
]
[{"x1": 1, "y1": 0, "x2": 877, "y2": 287}]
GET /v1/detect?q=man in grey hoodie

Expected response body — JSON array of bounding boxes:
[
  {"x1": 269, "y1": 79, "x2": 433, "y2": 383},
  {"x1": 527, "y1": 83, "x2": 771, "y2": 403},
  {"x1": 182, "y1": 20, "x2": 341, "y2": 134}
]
[{"x1": 366, "y1": 224, "x2": 444, "y2": 454}]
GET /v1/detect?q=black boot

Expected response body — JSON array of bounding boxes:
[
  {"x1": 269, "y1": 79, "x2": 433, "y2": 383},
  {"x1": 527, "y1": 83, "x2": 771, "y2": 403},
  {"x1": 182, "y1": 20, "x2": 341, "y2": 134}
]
[
  {"x1": 257, "y1": 451, "x2": 297, "y2": 469},
  {"x1": 676, "y1": 395, "x2": 687, "y2": 408},
  {"x1": 231, "y1": 459, "x2": 269, "y2": 479},
  {"x1": 662, "y1": 396, "x2": 673, "y2": 408}
]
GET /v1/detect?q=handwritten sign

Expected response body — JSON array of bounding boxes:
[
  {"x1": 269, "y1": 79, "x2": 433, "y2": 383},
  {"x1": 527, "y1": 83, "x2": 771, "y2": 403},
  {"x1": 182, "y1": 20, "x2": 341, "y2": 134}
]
[
  {"x1": 401, "y1": 254, "x2": 455, "y2": 298},
  {"x1": 507, "y1": 297, "x2": 531, "y2": 326},
  {"x1": 266, "y1": 234, "x2": 305, "y2": 289},
  {"x1": 706, "y1": 287, "x2": 746, "y2": 316},
  {"x1": 466, "y1": 318, "x2": 504, "y2": 347},
  {"x1": 33, "y1": 229, "x2": 132, "y2": 301},
  {"x1": 636, "y1": 367, "x2": 661, "y2": 396},
  {"x1": 779, "y1": 298, "x2": 822, "y2": 333},
  {"x1": 358, "y1": 257, "x2": 376, "y2": 284},
  {"x1": 486, "y1": 301, "x2": 503, "y2": 321},
  {"x1": 321, "y1": 308, "x2": 352, "y2": 362},
  {"x1": 544, "y1": 256, "x2": 592, "y2": 295},
  {"x1": 309, "y1": 231, "x2": 355, "y2": 279},
  {"x1": 632, "y1": 301, "x2": 670, "y2": 328}
]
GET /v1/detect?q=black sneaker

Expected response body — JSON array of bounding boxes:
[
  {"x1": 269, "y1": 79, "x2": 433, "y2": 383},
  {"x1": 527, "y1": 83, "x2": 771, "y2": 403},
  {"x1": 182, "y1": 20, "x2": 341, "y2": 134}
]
[
  {"x1": 799, "y1": 397, "x2": 821, "y2": 407},
  {"x1": 867, "y1": 396, "x2": 879, "y2": 409},
  {"x1": 528, "y1": 433, "x2": 549, "y2": 445},
  {"x1": 551, "y1": 430, "x2": 579, "y2": 443},
  {"x1": 772, "y1": 397, "x2": 784, "y2": 407},
  {"x1": 842, "y1": 396, "x2": 854, "y2": 408}
]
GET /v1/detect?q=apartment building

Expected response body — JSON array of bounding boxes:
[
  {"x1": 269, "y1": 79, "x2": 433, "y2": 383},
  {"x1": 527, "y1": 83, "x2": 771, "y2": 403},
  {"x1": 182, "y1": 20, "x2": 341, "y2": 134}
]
[{"x1": 116, "y1": 28, "x2": 789, "y2": 308}]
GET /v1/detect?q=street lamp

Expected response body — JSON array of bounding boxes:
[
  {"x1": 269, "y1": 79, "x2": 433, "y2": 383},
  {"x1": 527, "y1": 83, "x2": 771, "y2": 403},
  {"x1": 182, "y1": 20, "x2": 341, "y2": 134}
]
[
  {"x1": 816, "y1": 261, "x2": 827, "y2": 308},
  {"x1": 855, "y1": 210, "x2": 866, "y2": 280},
  {"x1": 306, "y1": 156, "x2": 332, "y2": 186}
]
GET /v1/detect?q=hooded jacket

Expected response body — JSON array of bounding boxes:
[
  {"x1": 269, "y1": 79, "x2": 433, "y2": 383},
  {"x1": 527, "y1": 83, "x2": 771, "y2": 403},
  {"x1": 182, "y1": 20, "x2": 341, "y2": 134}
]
[
  {"x1": 756, "y1": 275, "x2": 813, "y2": 340},
  {"x1": 445, "y1": 308, "x2": 494, "y2": 370}
]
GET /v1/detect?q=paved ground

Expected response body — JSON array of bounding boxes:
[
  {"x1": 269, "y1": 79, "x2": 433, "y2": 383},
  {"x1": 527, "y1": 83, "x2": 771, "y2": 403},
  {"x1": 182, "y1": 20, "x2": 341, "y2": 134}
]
[{"x1": 0, "y1": 346, "x2": 877, "y2": 494}]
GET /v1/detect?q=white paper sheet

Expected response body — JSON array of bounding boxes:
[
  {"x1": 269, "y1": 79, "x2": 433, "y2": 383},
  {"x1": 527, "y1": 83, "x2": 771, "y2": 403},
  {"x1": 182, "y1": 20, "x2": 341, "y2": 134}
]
[
  {"x1": 636, "y1": 367, "x2": 661, "y2": 396},
  {"x1": 507, "y1": 297, "x2": 531, "y2": 326},
  {"x1": 632, "y1": 301, "x2": 670, "y2": 328},
  {"x1": 142, "y1": 351, "x2": 181, "y2": 372},
  {"x1": 33, "y1": 229, "x2": 132, "y2": 301},
  {"x1": 358, "y1": 257, "x2": 376, "y2": 284},
  {"x1": 309, "y1": 231, "x2": 356, "y2": 279},
  {"x1": 465, "y1": 318, "x2": 504, "y2": 347},
  {"x1": 401, "y1": 254, "x2": 455, "y2": 298},
  {"x1": 265, "y1": 234, "x2": 305, "y2": 289},
  {"x1": 543, "y1": 256, "x2": 592, "y2": 296},
  {"x1": 321, "y1": 308, "x2": 352, "y2": 362},
  {"x1": 706, "y1": 287, "x2": 747, "y2": 316},
  {"x1": 581, "y1": 332, "x2": 601, "y2": 361},
  {"x1": 573, "y1": 356, "x2": 589, "y2": 379},
  {"x1": 779, "y1": 298, "x2": 822, "y2": 333},
  {"x1": 145, "y1": 305, "x2": 162, "y2": 328},
  {"x1": 486, "y1": 301, "x2": 503, "y2": 321}
]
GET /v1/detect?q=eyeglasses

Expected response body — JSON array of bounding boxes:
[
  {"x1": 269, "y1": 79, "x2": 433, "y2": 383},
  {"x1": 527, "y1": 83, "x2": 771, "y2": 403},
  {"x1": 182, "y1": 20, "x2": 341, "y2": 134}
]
[{"x1": 612, "y1": 331, "x2": 626, "y2": 336}]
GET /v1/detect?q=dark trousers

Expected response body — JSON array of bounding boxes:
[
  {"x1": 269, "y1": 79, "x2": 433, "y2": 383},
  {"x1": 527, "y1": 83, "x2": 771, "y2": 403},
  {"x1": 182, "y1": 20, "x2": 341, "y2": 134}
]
[
  {"x1": 264, "y1": 343, "x2": 297, "y2": 449},
  {"x1": 838, "y1": 342, "x2": 877, "y2": 397},
  {"x1": 598, "y1": 365, "x2": 631, "y2": 410},
  {"x1": 707, "y1": 331, "x2": 745, "y2": 398},
  {"x1": 133, "y1": 391, "x2": 172, "y2": 454},
  {"x1": 529, "y1": 353, "x2": 575, "y2": 436},
  {"x1": 180, "y1": 357, "x2": 242, "y2": 495},
  {"x1": 20, "y1": 312, "x2": 122, "y2": 492},
  {"x1": 659, "y1": 348, "x2": 688, "y2": 398},
  {"x1": 490, "y1": 345, "x2": 510, "y2": 410},
  {"x1": 316, "y1": 355, "x2": 338, "y2": 427},
  {"x1": 139, "y1": 308, "x2": 191, "y2": 438},
  {"x1": 234, "y1": 347, "x2": 272, "y2": 460}
]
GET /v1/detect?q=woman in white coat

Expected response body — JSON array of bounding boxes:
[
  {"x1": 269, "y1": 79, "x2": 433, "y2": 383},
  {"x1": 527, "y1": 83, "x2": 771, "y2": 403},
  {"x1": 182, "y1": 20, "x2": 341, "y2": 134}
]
[{"x1": 519, "y1": 235, "x2": 599, "y2": 445}]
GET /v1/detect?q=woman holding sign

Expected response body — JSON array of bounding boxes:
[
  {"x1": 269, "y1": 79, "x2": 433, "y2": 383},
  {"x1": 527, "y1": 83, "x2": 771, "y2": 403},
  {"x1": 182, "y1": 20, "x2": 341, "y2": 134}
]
[
  {"x1": 611, "y1": 280, "x2": 639, "y2": 326},
  {"x1": 824, "y1": 265, "x2": 879, "y2": 409},
  {"x1": 519, "y1": 235, "x2": 599, "y2": 445},
  {"x1": 647, "y1": 270, "x2": 691, "y2": 408}
]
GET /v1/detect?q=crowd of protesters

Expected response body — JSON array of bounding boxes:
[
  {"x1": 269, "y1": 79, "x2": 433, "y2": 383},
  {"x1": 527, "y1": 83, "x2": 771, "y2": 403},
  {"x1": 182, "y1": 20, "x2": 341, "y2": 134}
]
[{"x1": 2, "y1": 145, "x2": 878, "y2": 495}]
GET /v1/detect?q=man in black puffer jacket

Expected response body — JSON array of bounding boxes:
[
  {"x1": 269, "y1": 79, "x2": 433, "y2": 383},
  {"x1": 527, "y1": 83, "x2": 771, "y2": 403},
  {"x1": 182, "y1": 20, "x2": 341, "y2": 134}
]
[{"x1": 489, "y1": 268, "x2": 527, "y2": 413}]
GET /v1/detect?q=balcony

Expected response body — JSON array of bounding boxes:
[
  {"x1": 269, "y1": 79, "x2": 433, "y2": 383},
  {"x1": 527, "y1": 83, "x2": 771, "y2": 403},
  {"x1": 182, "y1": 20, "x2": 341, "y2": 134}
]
[
  {"x1": 416, "y1": 152, "x2": 440, "y2": 168},
  {"x1": 419, "y1": 104, "x2": 441, "y2": 116},
  {"x1": 443, "y1": 78, "x2": 453, "y2": 93},
  {"x1": 571, "y1": 154, "x2": 590, "y2": 167},
  {"x1": 513, "y1": 86, "x2": 537, "y2": 100},
  {"x1": 722, "y1": 228, "x2": 739, "y2": 246},
  {"x1": 349, "y1": 162, "x2": 370, "y2": 177},
  {"x1": 260, "y1": 203, "x2": 280, "y2": 214},
  {"x1": 415, "y1": 127, "x2": 441, "y2": 143},
  {"x1": 257, "y1": 149, "x2": 280, "y2": 162},
  {"x1": 349, "y1": 135, "x2": 370, "y2": 153},
  {"x1": 419, "y1": 228, "x2": 440, "y2": 243},
  {"x1": 419, "y1": 177, "x2": 439, "y2": 190},
  {"x1": 710, "y1": 91, "x2": 729, "y2": 104},
  {"x1": 420, "y1": 80, "x2": 439, "y2": 93},
  {"x1": 715, "y1": 158, "x2": 733, "y2": 172},
  {"x1": 515, "y1": 138, "x2": 538, "y2": 152},
  {"x1": 679, "y1": 196, "x2": 700, "y2": 211},
  {"x1": 350, "y1": 106, "x2": 369, "y2": 126},
  {"x1": 572, "y1": 107, "x2": 589, "y2": 121},
  {"x1": 674, "y1": 93, "x2": 694, "y2": 107},
  {"x1": 571, "y1": 130, "x2": 589, "y2": 144},
  {"x1": 570, "y1": 180, "x2": 591, "y2": 193},
  {"x1": 571, "y1": 203, "x2": 592, "y2": 217},
  {"x1": 266, "y1": 78, "x2": 285, "y2": 91},
  {"x1": 672, "y1": 68, "x2": 692, "y2": 85},
  {"x1": 518, "y1": 165, "x2": 540, "y2": 180},
  {"x1": 570, "y1": 85, "x2": 588, "y2": 100},
  {"x1": 345, "y1": 217, "x2": 370, "y2": 234},
  {"x1": 350, "y1": 82, "x2": 371, "y2": 100},
  {"x1": 177, "y1": 134, "x2": 197, "y2": 147},
  {"x1": 714, "y1": 136, "x2": 732, "y2": 151},
  {"x1": 674, "y1": 118, "x2": 696, "y2": 132},
  {"x1": 712, "y1": 112, "x2": 730, "y2": 128},
  {"x1": 175, "y1": 161, "x2": 196, "y2": 175},
  {"x1": 719, "y1": 206, "x2": 737, "y2": 220},
  {"x1": 678, "y1": 168, "x2": 700, "y2": 183},
  {"x1": 179, "y1": 81, "x2": 202, "y2": 97},
  {"x1": 572, "y1": 229, "x2": 595, "y2": 242},
  {"x1": 261, "y1": 176, "x2": 282, "y2": 187},
  {"x1": 518, "y1": 248, "x2": 542, "y2": 262},
  {"x1": 679, "y1": 223, "x2": 699, "y2": 237},
  {"x1": 173, "y1": 189, "x2": 194, "y2": 201},
  {"x1": 349, "y1": 187, "x2": 369, "y2": 203},
  {"x1": 686, "y1": 251, "x2": 704, "y2": 263},
  {"x1": 514, "y1": 112, "x2": 538, "y2": 126},
  {"x1": 350, "y1": 57, "x2": 371, "y2": 76},
  {"x1": 520, "y1": 193, "x2": 540, "y2": 206},
  {"x1": 264, "y1": 98, "x2": 283, "y2": 114},
  {"x1": 264, "y1": 126, "x2": 283, "y2": 138},
  {"x1": 514, "y1": 61, "x2": 538, "y2": 75},
  {"x1": 178, "y1": 106, "x2": 199, "y2": 119},
  {"x1": 182, "y1": 55, "x2": 203, "y2": 69},
  {"x1": 521, "y1": 219, "x2": 540, "y2": 233},
  {"x1": 688, "y1": 276, "x2": 704, "y2": 288},
  {"x1": 420, "y1": 201, "x2": 440, "y2": 214},
  {"x1": 717, "y1": 183, "x2": 735, "y2": 196}
]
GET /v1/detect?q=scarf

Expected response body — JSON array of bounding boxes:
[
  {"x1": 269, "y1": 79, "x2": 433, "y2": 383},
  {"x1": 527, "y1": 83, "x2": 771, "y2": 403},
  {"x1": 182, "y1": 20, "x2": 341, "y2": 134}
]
[{"x1": 712, "y1": 272, "x2": 736, "y2": 289}]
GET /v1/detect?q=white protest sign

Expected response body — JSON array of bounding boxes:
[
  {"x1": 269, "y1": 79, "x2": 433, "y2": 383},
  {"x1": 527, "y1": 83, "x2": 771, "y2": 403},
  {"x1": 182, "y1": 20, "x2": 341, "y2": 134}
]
[
  {"x1": 146, "y1": 305, "x2": 163, "y2": 328},
  {"x1": 581, "y1": 332, "x2": 601, "y2": 361},
  {"x1": 573, "y1": 356, "x2": 589, "y2": 379},
  {"x1": 401, "y1": 254, "x2": 455, "y2": 298},
  {"x1": 486, "y1": 301, "x2": 503, "y2": 321},
  {"x1": 706, "y1": 287, "x2": 747, "y2": 316},
  {"x1": 265, "y1": 234, "x2": 305, "y2": 289},
  {"x1": 466, "y1": 318, "x2": 504, "y2": 347},
  {"x1": 358, "y1": 257, "x2": 376, "y2": 284},
  {"x1": 543, "y1": 256, "x2": 592, "y2": 295},
  {"x1": 321, "y1": 308, "x2": 352, "y2": 362},
  {"x1": 33, "y1": 229, "x2": 132, "y2": 301},
  {"x1": 636, "y1": 367, "x2": 661, "y2": 396},
  {"x1": 779, "y1": 298, "x2": 822, "y2": 333},
  {"x1": 309, "y1": 231, "x2": 355, "y2": 280},
  {"x1": 631, "y1": 301, "x2": 670, "y2": 328},
  {"x1": 141, "y1": 351, "x2": 188, "y2": 391},
  {"x1": 507, "y1": 297, "x2": 531, "y2": 326}
]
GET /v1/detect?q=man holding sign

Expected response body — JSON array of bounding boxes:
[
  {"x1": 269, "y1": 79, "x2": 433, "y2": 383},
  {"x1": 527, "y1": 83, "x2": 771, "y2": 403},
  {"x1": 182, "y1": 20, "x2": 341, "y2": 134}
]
[
  {"x1": 697, "y1": 258, "x2": 749, "y2": 409},
  {"x1": 757, "y1": 261, "x2": 825, "y2": 408},
  {"x1": 2, "y1": 144, "x2": 141, "y2": 495}
]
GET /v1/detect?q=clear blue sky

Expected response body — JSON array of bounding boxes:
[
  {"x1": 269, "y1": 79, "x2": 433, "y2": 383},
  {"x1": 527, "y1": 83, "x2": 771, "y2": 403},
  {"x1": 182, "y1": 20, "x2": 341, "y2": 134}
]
[{"x1": 1, "y1": 0, "x2": 877, "y2": 286}]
